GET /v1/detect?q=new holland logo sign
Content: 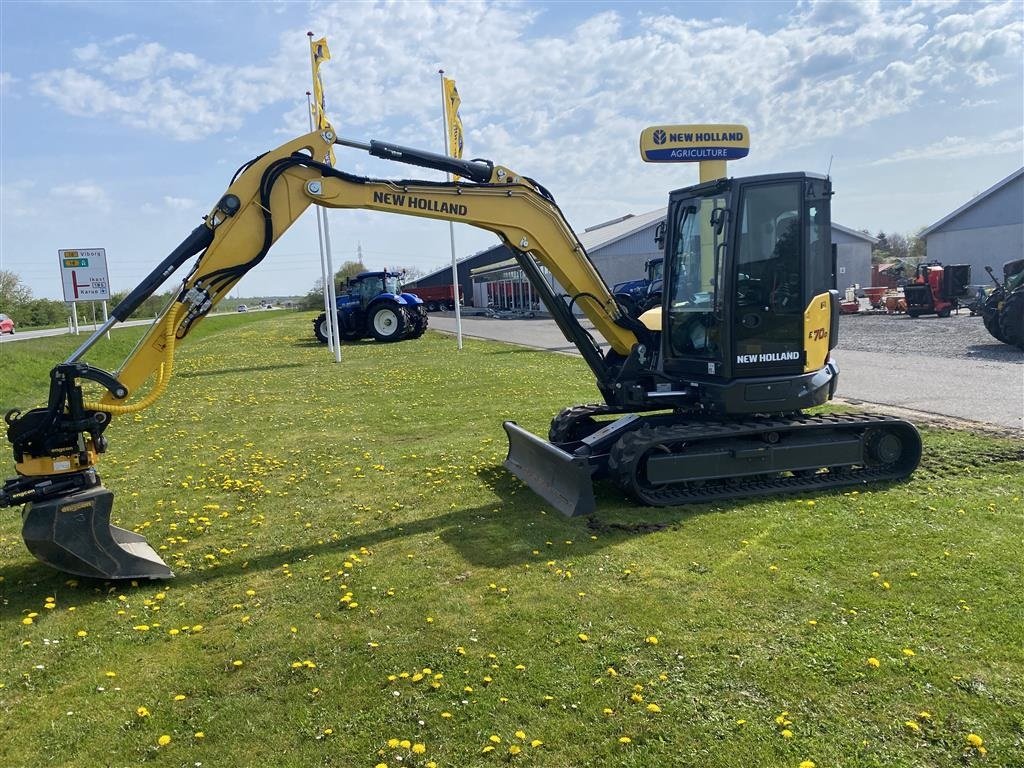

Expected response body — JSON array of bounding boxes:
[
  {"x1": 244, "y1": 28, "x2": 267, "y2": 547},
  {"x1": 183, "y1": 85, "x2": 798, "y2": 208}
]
[{"x1": 640, "y1": 124, "x2": 750, "y2": 163}]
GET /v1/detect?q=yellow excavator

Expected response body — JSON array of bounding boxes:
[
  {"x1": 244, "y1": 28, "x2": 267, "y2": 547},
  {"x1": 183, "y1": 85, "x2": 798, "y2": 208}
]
[{"x1": 0, "y1": 123, "x2": 921, "y2": 579}]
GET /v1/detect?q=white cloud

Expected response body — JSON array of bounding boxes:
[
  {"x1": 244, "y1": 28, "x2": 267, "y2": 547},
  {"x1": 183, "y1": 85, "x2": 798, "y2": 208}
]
[
  {"x1": 163, "y1": 196, "x2": 198, "y2": 211},
  {"x1": 0, "y1": 71, "x2": 17, "y2": 96},
  {"x1": 869, "y1": 127, "x2": 1024, "y2": 165},
  {"x1": 51, "y1": 182, "x2": 113, "y2": 213}
]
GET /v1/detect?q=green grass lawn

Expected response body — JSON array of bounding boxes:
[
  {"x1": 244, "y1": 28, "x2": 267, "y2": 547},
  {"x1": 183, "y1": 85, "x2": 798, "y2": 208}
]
[{"x1": 1, "y1": 312, "x2": 1021, "y2": 767}]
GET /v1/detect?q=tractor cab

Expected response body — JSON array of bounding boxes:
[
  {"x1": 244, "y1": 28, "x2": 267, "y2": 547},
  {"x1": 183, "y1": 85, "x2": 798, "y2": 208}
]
[{"x1": 349, "y1": 271, "x2": 404, "y2": 308}]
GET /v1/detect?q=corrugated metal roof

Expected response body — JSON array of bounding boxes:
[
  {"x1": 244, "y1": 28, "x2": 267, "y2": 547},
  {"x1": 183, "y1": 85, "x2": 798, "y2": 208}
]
[
  {"x1": 831, "y1": 222, "x2": 879, "y2": 244},
  {"x1": 920, "y1": 167, "x2": 1024, "y2": 237},
  {"x1": 577, "y1": 207, "x2": 666, "y2": 251}
]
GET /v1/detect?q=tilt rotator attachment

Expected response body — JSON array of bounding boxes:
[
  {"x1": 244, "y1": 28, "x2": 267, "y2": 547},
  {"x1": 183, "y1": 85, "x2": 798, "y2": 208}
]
[{"x1": 2, "y1": 362, "x2": 173, "y2": 580}]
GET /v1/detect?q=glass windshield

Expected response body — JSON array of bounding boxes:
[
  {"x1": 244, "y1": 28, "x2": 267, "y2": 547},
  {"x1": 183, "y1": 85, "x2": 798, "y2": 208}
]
[
  {"x1": 733, "y1": 181, "x2": 805, "y2": 369},
  {"x1": 647, "y1": 259, "x2": 664, "y2": 282},
  {"x1": 384, "y1": 276, "x2": 401, "y2": 294},
  {"x1": 666, "y1": 196, "x2": 726, "y2": 360}
]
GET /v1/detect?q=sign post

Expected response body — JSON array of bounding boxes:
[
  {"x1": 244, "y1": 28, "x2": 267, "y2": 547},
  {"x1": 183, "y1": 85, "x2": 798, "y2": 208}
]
[
  {"x1": 59, "y1": 248, "x2": 111, "y2": 337},
  {"x1": 639, "y1": 123, "x2": 750, "y2": 182}
]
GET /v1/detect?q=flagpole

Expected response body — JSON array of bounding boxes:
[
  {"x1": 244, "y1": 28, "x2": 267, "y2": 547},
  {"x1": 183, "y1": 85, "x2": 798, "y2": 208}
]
[
  {"x1": 439, "y1": 69, "x2": 464, "y2": 350},
  {"x1": 307, "y1": 89, "x2": 338, "y2": 358},
  {"x1": 308, "y1": 32, "x2": 341, "y2": 362}
]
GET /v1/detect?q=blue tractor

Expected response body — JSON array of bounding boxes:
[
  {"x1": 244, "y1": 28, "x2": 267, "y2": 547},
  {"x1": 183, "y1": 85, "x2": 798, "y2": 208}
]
[
  {"x1": 313, "y1": 270, "x2": 428, "y2": 344},
  {"x1": 611, "y1": 256, "x2": 664, "y2": 315}
]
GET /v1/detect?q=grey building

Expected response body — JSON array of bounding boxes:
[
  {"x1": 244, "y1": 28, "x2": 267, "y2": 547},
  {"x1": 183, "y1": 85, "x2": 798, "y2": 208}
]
[
  {"x1": 920, "y1": 168, "x2": 1024, "y2": 281},
  {"x1": 419, "y1": 207, "x2": 881, "y2": 312},
  {"x1": 832, "y1": 223, "x2": 877, "y2": 290}
]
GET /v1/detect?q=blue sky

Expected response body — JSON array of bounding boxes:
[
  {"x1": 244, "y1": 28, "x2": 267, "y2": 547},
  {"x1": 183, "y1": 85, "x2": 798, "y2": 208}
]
[{"x1": 1, "y1": 0, "x2": 1022, "y2": 301}]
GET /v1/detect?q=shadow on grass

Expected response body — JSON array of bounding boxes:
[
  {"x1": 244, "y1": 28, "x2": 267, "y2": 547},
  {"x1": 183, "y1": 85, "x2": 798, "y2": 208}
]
[
  {"x1": 0, "y1": 468, "x2": 707, "y2": 609},
  {"x1": 0, "y1": 466, "x2": 908, "y2": 610},
  {"x1": 179, "y1": 363, "x2": 306, "y2": 379}
]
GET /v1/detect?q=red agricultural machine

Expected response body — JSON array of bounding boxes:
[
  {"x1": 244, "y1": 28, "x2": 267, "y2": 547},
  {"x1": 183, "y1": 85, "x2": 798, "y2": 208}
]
[{"x1": 903, "y1": 262, "x2": 971, "y2": 318}]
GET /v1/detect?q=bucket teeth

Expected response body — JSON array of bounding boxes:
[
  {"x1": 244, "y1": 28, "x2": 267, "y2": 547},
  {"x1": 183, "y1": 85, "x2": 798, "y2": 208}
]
[
  {"x1": 502, "y1": 421, "x2": 596, "y2": 517},
  {"x1": 21, "y1": 485, "x2": 172, "y2": 580}
]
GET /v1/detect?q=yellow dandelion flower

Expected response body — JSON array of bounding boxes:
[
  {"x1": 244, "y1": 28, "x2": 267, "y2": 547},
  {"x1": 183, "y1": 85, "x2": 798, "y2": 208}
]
[
  {"x1": 194, "y1": 732, "x2": 205, "y2": 739},
  {"x1": 902, "y1": 648, "x2": 915, "y2": 657},
  {"x1": 645, "y1": 636, "x2": 658, "y2": 645},
  {"x1": 646, "y1": 703, "x2": 662, "y2": 713},
  {"x1": 387, "y1": 738, "x2": 400, "y2": 748},
  {"x1": 577, "y1": 633, "x2": 589, "y2": 642},
  {"x1": 412, "y1": 743, "x2": 425, "y2": 754},
  {"x1": 966, "y1": 733, "x2": 984, "y2": 748},
  {"x1": 481, "y1": 745, "x2": 495, "y2": 754},
  {"x1": 630, "y1": 693, "x2": 644, "y2": 703},
  {"x1": 104, "y1": 671, "x2": 117, "y2": 678},
  {"x1": 904, "y1": 720, "x2": 921, "y2": 731},
  {"x1": 376, "y1": 764, "x2": 387, "y2": 768},
  {"x1": 157, "y1": 734, "x2": 171, "y2": 746},
  {"x1": 76, "y1": 630, "x2": 88, "y2": 637},
  {"x1": 917, "y1": 711, "x2": 931, "y2": 720},
  {"x1": 781, "y1": 729, "x2": 794, "y2": 738},
  {"x1": 515, "y1": 730, "x2": 526, "y2": 740},
  {"x1": 866, "y1": 657, "x2": 880, "y2": 668},
  {"x1": 489, "y1": 735, "x2": 502, "y2": 744},
  {"x1": 21, "y1": 617, "x2": 33, "y2": 625},
  {"x1": 509, "y1": 745, "x2": 522, "y2": 755},
  {"x1": 399, "y1": 739, "x2": 411, "y2": 749},
  {"x1": 136, "y1": 706, "x2": 150, "y2": 718},
  {"x1": 531, "y1": 739, "x2": 543, "y2": 747},
  {"x1": 441, "y1": 712, "x2": 452, "y2": 719},
  {"x1": 603, "y1": 708, "x2": 614, "y2": 715},
  {"x1": 799, "y1": 762, "x2": 816, "y2": 768},
  {"x1": 618, "y1": 736, "x2": 632, "y2": 744},
  {"x1": 232, "y1": 660, "x2": 244, "y2": 668}
]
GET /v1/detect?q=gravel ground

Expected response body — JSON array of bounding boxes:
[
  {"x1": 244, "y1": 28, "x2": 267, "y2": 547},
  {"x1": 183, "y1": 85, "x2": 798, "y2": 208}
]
[{"x1": 836, "y1": 311, "x2": 1022, "y2": 363}]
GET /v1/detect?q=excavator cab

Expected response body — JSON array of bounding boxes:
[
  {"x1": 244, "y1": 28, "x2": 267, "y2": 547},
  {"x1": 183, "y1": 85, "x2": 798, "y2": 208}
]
[{"x1": 660, "y1": 173, "x2": 837, "y2": 406}]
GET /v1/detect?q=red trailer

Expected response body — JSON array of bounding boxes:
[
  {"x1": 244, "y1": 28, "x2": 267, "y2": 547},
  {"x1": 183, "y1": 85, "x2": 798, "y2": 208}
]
[{"x1": 407, "y1": 284, "x2": 463, "y2": 311}]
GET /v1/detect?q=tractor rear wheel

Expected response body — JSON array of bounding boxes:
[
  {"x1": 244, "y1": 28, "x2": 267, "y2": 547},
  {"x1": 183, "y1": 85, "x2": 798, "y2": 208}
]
[
  {"x1": 407, "y1": 307, "x2": 428, "y2": 339},
  {"x1": 999, "y1": 290, "x2": 1024, "y2": 348},
  {"x1": 370, "y1": 303, "x2": 407, "y2": 342}
]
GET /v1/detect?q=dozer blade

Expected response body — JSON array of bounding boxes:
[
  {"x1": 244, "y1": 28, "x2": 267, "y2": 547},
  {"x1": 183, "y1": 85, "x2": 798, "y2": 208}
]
[
  {"x1": 502, "y1": 421, "x2": 596, "y2": 517},
  {"x1": 21, "y1": 485, "x2": 172, "y2": 580}
]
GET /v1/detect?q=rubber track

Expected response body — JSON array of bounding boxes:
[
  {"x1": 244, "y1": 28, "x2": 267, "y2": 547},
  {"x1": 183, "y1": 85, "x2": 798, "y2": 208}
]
[
  {"x1": 607, "y1": 412, "x2": 922, "y2": 506},
  {"x1": 549, "y1": 403, "x2": 636, "y2": 443}
]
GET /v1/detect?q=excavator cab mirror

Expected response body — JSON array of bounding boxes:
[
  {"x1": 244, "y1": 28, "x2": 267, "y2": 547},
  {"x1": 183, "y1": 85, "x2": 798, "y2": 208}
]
[
  {"x1": 710, "y1": 205, "x2": 729, "y2": 237},
  {"x1": 654, "y1": 221, "x2": 666, "y2": 251}
]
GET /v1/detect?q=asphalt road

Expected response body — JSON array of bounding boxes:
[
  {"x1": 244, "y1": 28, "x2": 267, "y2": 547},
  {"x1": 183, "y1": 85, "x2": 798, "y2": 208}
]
[{"x1": 429, "y1": 312, "x2": 1023, "y2": 433}]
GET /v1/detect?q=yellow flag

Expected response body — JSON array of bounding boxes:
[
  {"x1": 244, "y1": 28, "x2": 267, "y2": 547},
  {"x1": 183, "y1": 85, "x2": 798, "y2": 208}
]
[
  {"x1": 310, "y1": 37, "x2": 331, "y2": 130},
  {"x1": 442, "y1": 77, "x2": 464, "y2": 159}
]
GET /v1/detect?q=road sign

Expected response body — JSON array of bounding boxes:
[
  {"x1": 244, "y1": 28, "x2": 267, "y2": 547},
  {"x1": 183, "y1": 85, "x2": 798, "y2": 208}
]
[{"x1": 58, "y1": 248, "x2": 111, "y2": 301}]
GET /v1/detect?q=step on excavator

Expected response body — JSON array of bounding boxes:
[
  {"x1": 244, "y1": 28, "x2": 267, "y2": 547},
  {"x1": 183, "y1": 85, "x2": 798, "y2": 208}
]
[{"x1": 0, "y1": 123, "x2": 922, "y2": 579}]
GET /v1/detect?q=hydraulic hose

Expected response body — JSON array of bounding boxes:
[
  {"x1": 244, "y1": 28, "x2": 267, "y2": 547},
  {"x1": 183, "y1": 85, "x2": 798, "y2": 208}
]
[{"x1": 84, "y1": 304, "x2": 182, "y2": 415}]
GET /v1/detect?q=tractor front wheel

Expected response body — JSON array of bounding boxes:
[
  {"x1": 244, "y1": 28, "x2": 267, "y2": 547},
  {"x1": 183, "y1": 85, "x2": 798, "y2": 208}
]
[
  {"x1": 313, "y1": 313, "x2": 330, "y2": 343},
  {"x1": 370, "y1": 304, "x2": 407, "y2": 342}
]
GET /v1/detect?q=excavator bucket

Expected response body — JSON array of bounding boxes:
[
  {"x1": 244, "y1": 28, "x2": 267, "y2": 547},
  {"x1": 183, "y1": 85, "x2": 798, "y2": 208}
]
[
  {"x1": 21, "y1": 485, "x2": 172, "y2": 580},
  {"x1": 502, "y1": 421, "x2": 596, "y2": 517}
]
